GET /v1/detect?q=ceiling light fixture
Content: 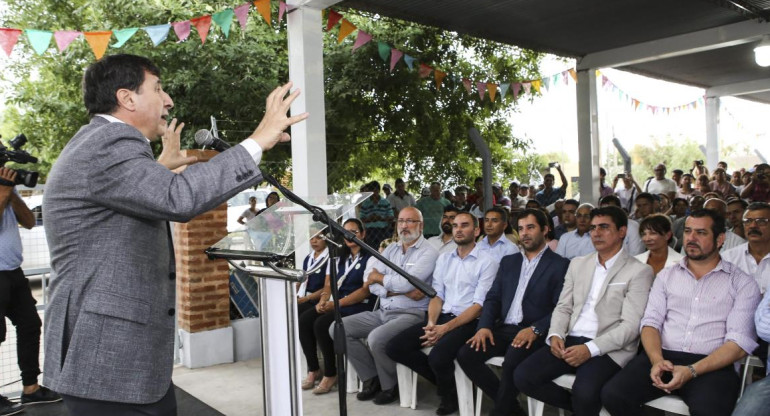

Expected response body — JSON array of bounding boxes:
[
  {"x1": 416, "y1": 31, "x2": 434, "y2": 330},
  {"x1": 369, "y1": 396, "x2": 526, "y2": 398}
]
[{"x1": 754, "y1": 35, "x2": 770, "y2": 67}]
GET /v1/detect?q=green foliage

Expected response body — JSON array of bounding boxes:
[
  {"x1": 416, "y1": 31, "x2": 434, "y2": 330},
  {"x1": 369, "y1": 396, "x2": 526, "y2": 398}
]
[
  {"x1": 628, "y1": 137, "x2": 703, "y2": 181},
  {"x1": 1, "y1": 1, "x2": 543, "y2": 193}
]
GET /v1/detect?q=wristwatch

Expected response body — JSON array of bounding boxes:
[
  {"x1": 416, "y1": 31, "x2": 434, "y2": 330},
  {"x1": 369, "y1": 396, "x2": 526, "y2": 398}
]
[
  {"x1": 686, "y1": 364, "x2": 698, "y2": 378},
  {"x1": 530, "y1": 326, "x2": 542, "y2": 336}
]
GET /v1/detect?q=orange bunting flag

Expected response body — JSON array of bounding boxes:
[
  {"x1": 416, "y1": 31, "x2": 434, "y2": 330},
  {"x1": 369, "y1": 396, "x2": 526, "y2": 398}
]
[
  {"x1": 568, "y1": 69, "x2": 577, "y2": 83},
  {"x1": 633, "y1": 99, "x2": 640, "y2": 110},
  {"x1": 532, "y1": 80, "x2": 541, "y2": 93},
  {"x1": 327, "y1": 10, "x2": 342, "y2": 31},
  {"x1": 462, "y1": 78, "x2": 472, "y2": 93},
  {"x1": 337, "y1": 19, "x2": 356, "y2": 43},
  {"x1": 434, "y1": 70, "x2": 446, "y2": 89},
  {"x1": 254, "y1": 0, "x2": 271, "y2": 27},
  {"x1": 191, "y1": 16, "x2": 212, "y2": 44},
  {"x1": 418, "y1": 63, "x2": 432, "y2": 78},
  {"x1": 83, "y1": 31, "x2": 112, "y2": 59},
  {"x1": 487, "y1": 83, "x2": 497, "y2": 102}
]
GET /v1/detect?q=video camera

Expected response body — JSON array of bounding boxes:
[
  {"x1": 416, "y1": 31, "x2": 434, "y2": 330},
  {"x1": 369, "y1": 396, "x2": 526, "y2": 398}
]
[{"x1": 0, "y1": 133, "x2": 39, "y2": 188}]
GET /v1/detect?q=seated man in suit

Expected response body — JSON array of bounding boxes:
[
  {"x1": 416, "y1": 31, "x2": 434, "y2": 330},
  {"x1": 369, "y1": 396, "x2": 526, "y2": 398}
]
[
  {"x1": 386, "y1": 212, "x2": 499, "y2": 415},
  {"x1": 456, "y1": 208, "x2": 570, "y2": 416},
  {"x1": 341, "y1": 207, "x2": 439, "y2": 405},
  {"x1": 515, "y1": 206, "x2": 654, "y2": 416},
  {"x1": 602, "y1": 209, "x2": 761, "y2": 416}
]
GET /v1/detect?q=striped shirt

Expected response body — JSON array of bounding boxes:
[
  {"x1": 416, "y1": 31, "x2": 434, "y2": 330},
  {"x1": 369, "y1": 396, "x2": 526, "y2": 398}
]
[
  {"x1": 640, "y1": 257, "x2": 760, "y2": 356},
  {"x1": 359, "y1": 196, "x2": 393, "y2": 229},
  {"x1": 754, "y1": 289, "x2": 770, "y2": 370},
  {"x1": 505, "y1": 246, "x2": 548, "y2": 325}
]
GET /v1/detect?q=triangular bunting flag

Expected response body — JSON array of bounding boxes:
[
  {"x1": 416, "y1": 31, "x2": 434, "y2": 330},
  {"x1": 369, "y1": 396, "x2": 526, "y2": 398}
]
[
  {"x1": 462, "y1": 78, "x2": 472, "y2": 93},
  {"x1": 191, "y1": 16, "x2": 212, "y2": 44},
  {"x1": 254, "y1": 0, "x2": 271, "y2": 27},
  {"x1": 172, "y1": 21, "x2": 191, "y2": 42},
  {"x1": 337, "y1": 19, "x2": 355, "y2": 43},
  {"x1": 279, "y1": 2, "x2": 287, "y2": 22},
  {"x1": 499, "y1": 82, "x2": 510, "y2": 99},
  {"x1": 487, "y1": 83, "x2": 497, "y2": 102},
  {"x1": 542, "y1": 77, "x2": 550, "y2": 91},
  {"x1": 83, "y1": 31, "x2": 112, "y2": 59},
  {"x1": 24, "y1": 29, "x2": 53, "y2": 55},
  {"x1": 53, "y1": 30, "x2": 80, "y2": 52},
  {"x1": 212, "y1": 9, "x2": 235, "y2": 38},
  {"x1": 351, "y1": 30, "x2": 371, "y2": 52},
  {"x1": 404, "y1": 54, "x2": 416, "y2": 70},
  {"x1": 601, "y1": 75, "x2": 609, "y2": 88},
  {"x1": 143, "y1": 24, "x2": 171, "y2": 47},
  {"x1": 434, "y1": 70, "x2": 446, "y2": 89},
  {"x1": 390, "y1": 48, "x2": 403, "y2": 72},
  {"x1": 562, "y1": 71, "x2": 569, "y2": 85},
  {"x1": 111, "y1": 28, "x2": 138, "y2": 48},
  {"x1": 377, "y1": 41, "x2": 390, "y2": 62},
  {"x1": 418, "y1": 63, "x2": 432, "y2": 78},
  {"x1": 512, "y1": 83, "x2": 521, "y2": 99},
  {"x1": 476, "y1": 82, "x2": 486, "y2": 100},
  {"x1": 0, "y1": 28, "x2": 22, "y2": 57},
  {"x1": 532, "y1": 80, "x2": 541, "y2": 93},
  {"x1": 234, "y1": 3, "x2": 250, "y2": 30},
  {"x1": 326, "y1": 10, "x2": 342, "y2": 31},
  {"x1": 522, "y1": 82, "x2": 531, "y2": 94},
  {"x1": 568, "y1": 69, "x2": 577, "y2": 83}
]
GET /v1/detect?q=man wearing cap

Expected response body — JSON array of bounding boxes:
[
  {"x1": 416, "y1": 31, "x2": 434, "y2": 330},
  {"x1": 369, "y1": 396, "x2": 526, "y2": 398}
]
[
  {"x1": 509, "y1": 182, "x2": 528, "y2": 209},
  {"x1": 382, "y1": 183, "x2": 392, "y2": 198}
]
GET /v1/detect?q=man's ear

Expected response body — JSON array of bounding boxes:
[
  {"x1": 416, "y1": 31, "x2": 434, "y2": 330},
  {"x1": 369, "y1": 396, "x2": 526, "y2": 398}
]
[{"x1": 115, "y1": 88, "x2": 135, "y2": 111}]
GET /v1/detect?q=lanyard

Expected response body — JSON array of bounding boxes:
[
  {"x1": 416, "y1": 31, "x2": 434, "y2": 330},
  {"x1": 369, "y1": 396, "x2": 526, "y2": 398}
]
[{"x1": 336, "y1": 254, "x2": 362, "y2": 288}]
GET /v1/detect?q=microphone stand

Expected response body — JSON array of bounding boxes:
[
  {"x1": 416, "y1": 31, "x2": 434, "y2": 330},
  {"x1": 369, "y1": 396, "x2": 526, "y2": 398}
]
[{"x1": 262, "y1": 174, "x2": 435, "y2": 416}]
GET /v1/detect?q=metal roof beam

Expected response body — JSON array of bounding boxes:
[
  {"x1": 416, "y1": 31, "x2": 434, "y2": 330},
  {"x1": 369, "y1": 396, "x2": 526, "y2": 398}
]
[
  {"x1": 706, "y1": 77, "x2": 770, "y2": 96},
  {"x1": 287, "y1": 0, "x2": 342, "y2": 9},
  {"x1": 577, "y1": 19, "x2": 770, "y2": 70}
]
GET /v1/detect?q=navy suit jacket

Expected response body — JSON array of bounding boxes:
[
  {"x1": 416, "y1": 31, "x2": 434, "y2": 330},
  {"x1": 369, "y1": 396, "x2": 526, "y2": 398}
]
[{"x1": 478, "y1": 248, "x2": 569, "y2": 335}]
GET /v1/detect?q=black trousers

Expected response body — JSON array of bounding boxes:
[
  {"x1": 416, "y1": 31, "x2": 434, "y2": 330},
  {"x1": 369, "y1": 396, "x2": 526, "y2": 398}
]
[
  {"x1": 0, "y1": 267, "x2": 42, "y2": 386},
  {"x1": 456, "y1": 323, "x2": 543, "y2": 416},
  {"x1": 514, "y1": 336, "x2": 621, "y2": 416},
  {"x1": 61, "y1": 382, "x2": 176, "y2": 416},
  {"x1": 601, "y1": 349, "x2": 741, "y2": 416},
  {"x1": 385, "y1": 314, "x2": 477, "y2": 399},
  {"x1": 297, "y1": 303, "x2": 338, "y2": 377}
]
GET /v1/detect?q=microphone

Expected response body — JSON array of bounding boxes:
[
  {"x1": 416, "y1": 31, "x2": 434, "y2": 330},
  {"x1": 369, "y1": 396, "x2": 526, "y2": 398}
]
[{"x1": 194, "y1": 129, "x2": 231, "y2": 152}]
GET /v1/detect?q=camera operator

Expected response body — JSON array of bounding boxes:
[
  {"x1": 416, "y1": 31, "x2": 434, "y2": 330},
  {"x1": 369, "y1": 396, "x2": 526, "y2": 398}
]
[
  {"x1": 741, "y1": 163, "x2": 770, "y2": 203},
  {"x1": 0, "y1": 167, "x2": 61, "y2": 415}
]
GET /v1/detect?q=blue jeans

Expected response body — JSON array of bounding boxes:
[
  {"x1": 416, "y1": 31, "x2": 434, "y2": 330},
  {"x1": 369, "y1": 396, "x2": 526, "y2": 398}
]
[{"x1": 733, "y1": 375, "x2": 770, "y2": 416}]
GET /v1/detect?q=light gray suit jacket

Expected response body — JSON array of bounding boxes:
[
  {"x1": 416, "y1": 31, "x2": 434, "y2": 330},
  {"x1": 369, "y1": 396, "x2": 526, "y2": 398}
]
[
  {"x1": 42, "y1": 117, "x2": 261, "y2": 403},
  {"x1": 548, "y1": 249, "x2": 653, "y2": 367}
]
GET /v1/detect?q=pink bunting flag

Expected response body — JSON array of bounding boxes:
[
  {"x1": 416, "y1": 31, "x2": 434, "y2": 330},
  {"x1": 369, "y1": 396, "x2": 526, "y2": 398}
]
[
  {"x1": 512, "y1": 83, "x2": 521, "y2": 99},
  {"x1": 0, "y1": 28, "x2": 22, "y2": 57},
  {"x1": 601, "y1": 75, "x2": 610, "y2": 88},
  {"x1": 562, "y1": 71, "x2": 570, "y2": 85},
  {"x1": 234, "y1": 3, "x2": 250, "y2": 30},
  {"x1": 389, "y1": 49, "x2": 403, "y2": 72},
  {"x1": 172, "y1": 21, "x2": 191, "y2": 42},
  {"x1": 476, "y1": 82, "x2": 486, "y2": 100},
  {"x1": 522, "y1": 82, "x2": 531, "y2": 94},
  {"x1": 53, "y1": 30, "x2": 80, "y2": 52},
  {"x1": 462, "y1": 78, "x2": 472, "y2": 94},
  {"x1": 279, "y1": 2, "x2": 287, "y2": 22},
  {"x1": 418, "y1": 63, "x2": 432, "y2": 78},
  {"x1": 351, "y1": 30, "x2": 371, "y2": 52}
]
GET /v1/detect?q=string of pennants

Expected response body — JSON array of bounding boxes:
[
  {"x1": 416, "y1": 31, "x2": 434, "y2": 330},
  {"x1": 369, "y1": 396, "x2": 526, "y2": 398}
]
[
  {"x1": 597, "y1": 70, "x2": 704, "y2": 115},
  {"x1": 0, "y1": 0, "x2": 289, "y2": 60}
]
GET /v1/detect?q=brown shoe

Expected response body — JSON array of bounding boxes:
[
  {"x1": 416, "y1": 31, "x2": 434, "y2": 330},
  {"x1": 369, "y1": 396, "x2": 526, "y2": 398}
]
[
  {"x1": 312, "y1": 376, "x2": 338, "y2": 395},
  {"x1": 302, "y1": 370, "x2": 322, "y2": 390}
]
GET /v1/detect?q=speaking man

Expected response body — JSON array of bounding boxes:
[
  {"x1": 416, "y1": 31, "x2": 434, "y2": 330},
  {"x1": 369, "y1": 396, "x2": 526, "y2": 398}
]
[{"x1": 42, "y1": 54, "x2": 307, "y2": 415}]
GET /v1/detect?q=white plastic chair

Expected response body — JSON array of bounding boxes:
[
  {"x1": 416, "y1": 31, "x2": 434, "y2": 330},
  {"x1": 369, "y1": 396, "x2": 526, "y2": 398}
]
[
  {"x1": 740, "y1": 354, "x2": 765, "y2": 397},
  {"x1": 473, "y1": 356, "x2": 505, "y2": 416}
]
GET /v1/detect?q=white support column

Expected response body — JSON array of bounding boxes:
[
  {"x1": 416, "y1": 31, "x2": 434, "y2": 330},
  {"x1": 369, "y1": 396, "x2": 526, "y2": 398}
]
[
  {"x1": 576, "y1": 69, "x2": 600, "y2": 205},
  {"x1": 705, "y1": 96, "x2": 720, "y2": 171}
]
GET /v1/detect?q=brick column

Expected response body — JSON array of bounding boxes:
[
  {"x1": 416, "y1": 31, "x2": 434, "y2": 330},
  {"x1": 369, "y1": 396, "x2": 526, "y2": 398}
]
[{"x1": 173, "y1": 149, "x2": 231, "y2": 333}]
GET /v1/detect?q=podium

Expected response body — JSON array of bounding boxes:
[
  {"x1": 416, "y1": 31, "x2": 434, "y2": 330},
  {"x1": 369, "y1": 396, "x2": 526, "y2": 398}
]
[{"x1": 206, "y1": 192, "x2": 371, "y2": 416}]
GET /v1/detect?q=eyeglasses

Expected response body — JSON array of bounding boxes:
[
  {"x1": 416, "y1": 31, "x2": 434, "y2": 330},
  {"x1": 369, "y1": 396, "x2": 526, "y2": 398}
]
[
  {"x1": 589, "y1": 224, "x2": 613, "y2": 232},
  {"x1": 576, "y1": 214, "x2": 592, "y2": 219},
  {"x1": 743, "y1": 218, "x2": 770, "y2": 226},
  {"x1": 397, "y1": 219, "x2": 422, "y2": 225}
]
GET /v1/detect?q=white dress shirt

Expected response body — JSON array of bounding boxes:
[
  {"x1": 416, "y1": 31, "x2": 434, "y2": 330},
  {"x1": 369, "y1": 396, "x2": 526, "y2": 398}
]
[
  {"x1": 505, "y1": 246, "x2": 548, "y2": 325},
  {"x1": 427, "y1": 234, "x2": 458, "y2": 255},
  {"x1": 477, "y1": 235, "x2": 518, "y2": 263},
  {"x1": 432, "y1": 245, "x2": 499, "y2": 316},
  {"x1": 555, "y1": 229, "x2": 594, "y2": 260},
  {"x1": 722, "y1": 242, "x2": 770, "y2": 294}
]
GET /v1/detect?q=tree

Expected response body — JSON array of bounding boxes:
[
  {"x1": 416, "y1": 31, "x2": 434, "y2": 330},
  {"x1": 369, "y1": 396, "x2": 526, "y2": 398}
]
[{"x1": 0, "y1": 1, "x2": 544, "y2": 192}]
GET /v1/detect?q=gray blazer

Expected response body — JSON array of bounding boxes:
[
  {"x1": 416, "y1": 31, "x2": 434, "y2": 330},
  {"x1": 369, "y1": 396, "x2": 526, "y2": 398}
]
[
  {"x1": 548, "y1": 249, "x2": 653, "y2": 367},
  {"x1": 42, "y1": 117, "x2": 261, "y2": 403}
]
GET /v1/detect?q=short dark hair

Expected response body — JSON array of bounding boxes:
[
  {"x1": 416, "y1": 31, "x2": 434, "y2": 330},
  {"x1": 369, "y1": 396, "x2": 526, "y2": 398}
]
[
  {"x1": 639, "y1": 214, "x2": 673, "y2": 242},
  {"x1": 395, "y1": 178, "x2": 405, "y2": 185},
  {"x1": 687, "y1": 209, "x2": 726, "y2": 241},
  {"x1": 544, "y1": 173, "x2": 555, "y2": 180},
  {"x1": 727, "y1": 198, "x2": 749, "y2": 210},
  {"x1": 474, "y1": 177, "x2": 483, "y2": 183},
  {"x1": 517, "y1": 208, "x2": 548, "y2": 231},
  {"x1": 455, "y1": 211, "x2": 479, "y2": 228},
  {"x1": 444, "y1": 205, "x2": 461, "y2": 214},
  {"x1": 599, "y1": 167, "x2": 607, "y2": 176},
  {"x1": 746, "y1": 201, "x2": 770, "y2": 213},
  {"x1": 485, "y1": 206, "x2": 509, "y2": 224},
  {"x1": 590, "y1": 206, "x2": 628, "y2": 230},
  {"x1": 525, "y1": 199, "x2": 542, "y2": 209},
  {"x1": 563, "y1": 199, "x2": 579, "y2": 209},
  {"x1": 83, "y1": 54, "x2": 161, "y2": 116},
  {"x1": 369, "y1": 180, "x2": 380, "y2": 191},
  {"x1": 599, "y1": 195, "x2": 621, "y2": 207},
  {"x1": 672, "y1": 197, "x2": 687, "y2": 207},
  {"x1": 672, "y1": 169, "x2": 684, "y2": 175},
  {"x1": 636, "y1": 192, "x2": 655, "y2": 204}
]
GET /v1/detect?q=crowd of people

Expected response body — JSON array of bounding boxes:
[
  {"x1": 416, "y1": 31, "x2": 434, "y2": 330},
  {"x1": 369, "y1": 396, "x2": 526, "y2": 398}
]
[{"x1": 295, "y1": 160, "x2": 770, "y2": 416}]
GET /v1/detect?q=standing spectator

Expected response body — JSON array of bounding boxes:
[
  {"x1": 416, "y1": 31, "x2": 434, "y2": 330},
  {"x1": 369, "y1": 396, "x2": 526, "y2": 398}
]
[
  {"x1": 691, "y1": 160, "x2": 709, "y2": 179},
  {"x1": 633, "y1": 192, "x2": 655, "y2": 221},
  {"x1": 613, "y1": 173, "x2": 642, "y2": 214},
  {"x1": 555, "y1": 203, "x2": 595, "y2": 260},
  {"x1": 257, "y1": 191, "x2": 281, "y2": 215},
  {"x1": 416, "y1": 182, "x2": 451, "y2": 239},
  {"x1": 467, "y1": 177, "x2": 485, "y2": 207},
  {"x1": 731, "y1": 171, "x2": 743, "y2": 193},
  {"x1": 642, "y1": 163, "x2": 677, "y2": 201},
  {"x1": 427, "y1": 206, "x2": 459, "y2": 255},
  {"x1": 709, "y1": 168, "x2": 737, "y2": 199},
  {"x1": 553, "y1": 199, "x2": 579, "y2": 240},
  {"x1": 536, "y1": 164, "x2": 568, "y2": 208},
  {"x1": 722, "y1": 202, "x2": 770, "y2": 294},
  {"x1": 453, "y1": 186, "x2": 472, "y2": 211},
  {"x1": 387, "y1": 178, "x2": 416, "y2": 217},
  {"x1": 237, "y1": 196, "x2": 259, "y2": 225},
  {"x1": 703, "y1": 198, "x2": 745, "y2": 252},
  {"x1": 717, "y1": 160, "x2": 728, "y2": 171},
  {"x1": 671, "y1": 169, "x2": 683, "y2": 186},
  {"x1": 519, "y1": 184, "x2": 530, "y2": 199},
  {"x1": 599, "y1": 168, "x2": 614, "y2": 199},
  {"x1": 696, "y1": 174, "x2": 712, "y2": 195},
  {"x1": 359, "y1": 181, "x2": 394, "y2": 249},
  {"x1": 478, "y1": 207, "x2": 518, "y2": 262},
  {"x1": 602, "y1": 210, "x2": 760, "y2": 416},
  {"x1": 509, "y1": 182, "x2": 528, "y2": 208},
  {"x1": 741, "y1": 164, "x2": 770, "y2": 202},
  {"x1": 740, "y1": 171, "x2": 753, "y2": 195},
  {"x1": 493, "y1": 183, "x2": 511, "y2": 207},
  {"x1": 676, "y1": 173, "x2": 700, "y2": 201},
  {"x1": 726, "y1": 198, "x2": 748, "y2": 239},
  {"x1": 382, "y1": 183, "x2": 392, "y2": 198}
]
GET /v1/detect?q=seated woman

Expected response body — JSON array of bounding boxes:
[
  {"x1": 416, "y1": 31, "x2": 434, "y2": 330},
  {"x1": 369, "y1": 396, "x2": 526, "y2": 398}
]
[
  {"x1": 297, "y1": 218, "x2": 376, "y2": 394},
  {"x1": 634, "y1": 214, "x2": 683, "y2": 275},
  {"x1": 297, "y1": 232, "x2": 329, "y2": 389}
]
